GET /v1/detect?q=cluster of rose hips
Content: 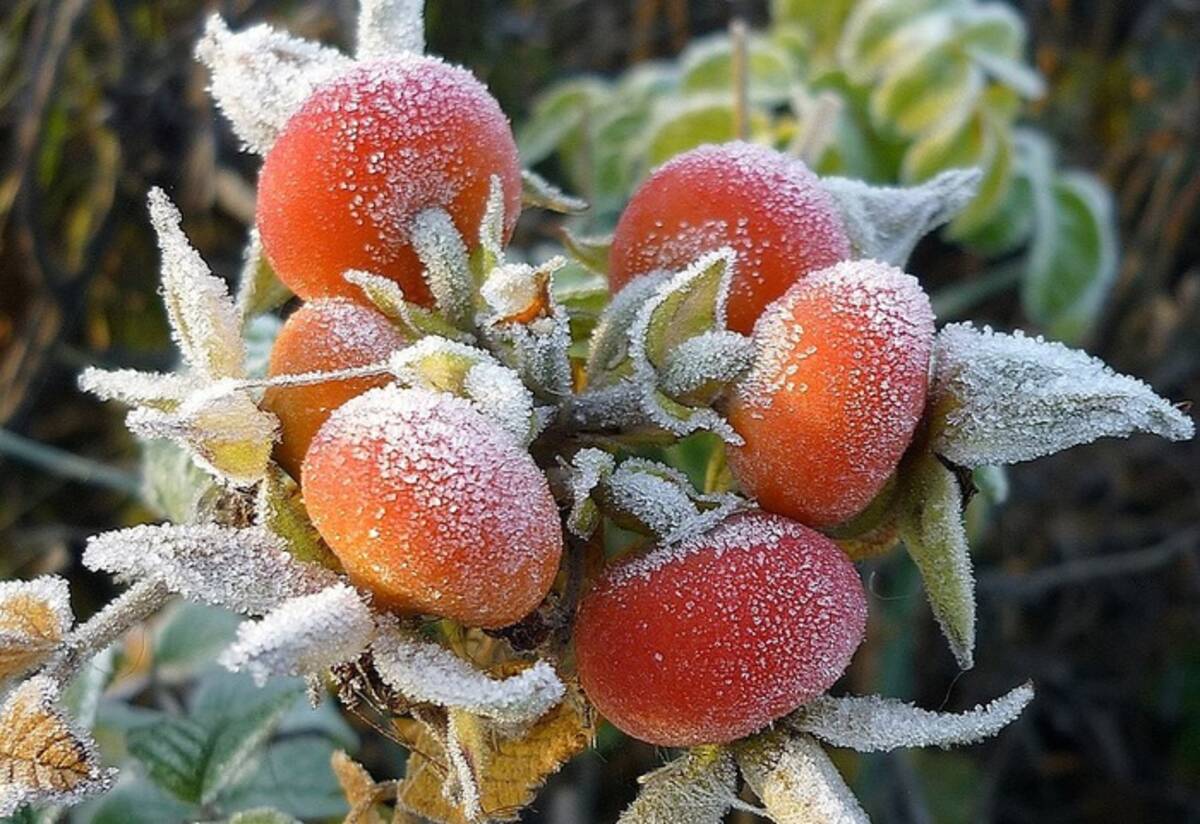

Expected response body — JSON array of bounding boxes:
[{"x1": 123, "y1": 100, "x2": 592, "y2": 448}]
[{"x1": 254, "y1": 50, "x2": 935, "y2": 750}]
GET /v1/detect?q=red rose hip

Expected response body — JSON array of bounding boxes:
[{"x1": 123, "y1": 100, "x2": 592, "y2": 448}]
[
  {"x1": 302, "y1": 386, "x2": 562, "y2": 628},
  {"x1": 727, "y1": 259, "x2": 935, "y2": 528},
  {"x1": 263, "y1": 299, "x2": 406, "y2": 478},
  {"x1": 609, "y1": 141, "x2": 851, "y2": 334},
  {"x1": 257, "y1": 56, "x2": 522, "y2": 305},
  {"x1": 574, "y1": 511, "x2": 867, "y2": 747}
]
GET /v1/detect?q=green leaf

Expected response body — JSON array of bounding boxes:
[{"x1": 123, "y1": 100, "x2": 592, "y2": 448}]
[
  {"x1": 559, "y1": 228, "x2": 613, "y2": 276},
  {"x1": 234, "y1": 231, "x2": 291, "y2": 322},
  {"x1": 946, "y1": 115, "x2": 1015, "y2": 239},
  {"x1": 642, "y1": 95, "x2": 768, "y2": 169},
  {"x1": 901, "y1": 109, "x2": 988, "y2": 184},
  {"x1": 520, "y1": 169, "x2": 588, "y2": 214},
  {"x1": 226, "y1": 810, "x2": 299, "y2": 824},
  {"x1": 679, "y1": 34, "x2": 798, "y2": 105},
  {"x1": 1022, "y1": 167, "x2": 1119, "y2": 343},
  {"x1": 838, "y1": 0, "x2": 947, "y2": 83},
  {"x1": 256, "y1": 466, "x2": 341, "y2": 570},
  {"x1": 897, "y1": 450, "x2": 976, "y2": 670},
  {"x1": 518, "y1": 78, "x2": 610, "y2": 165},
  {"x1": 640, "y1": 251, "x2": 733, "y2": 369},
  {"x1": 871, "y1": 44, "x2": 983, "y2": 138},
  {"x1": 153, "y1": 601, "x2": 242, "y2": 683},
  {"x1": 219, "y1": 737, "x2": 348, "y2": 820},
  {"x1": 139, "y1": 439, "x2": 216, "y2": 523},
  {"x1": 127, "y1": 717, "x2": 212, "y2": 804},
  {"x1": 74, "y1": 778, "x2": 196, "y2": 824}
]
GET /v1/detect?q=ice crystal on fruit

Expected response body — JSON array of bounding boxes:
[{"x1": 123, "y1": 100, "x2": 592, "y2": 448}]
[
  {"x1": 931, "y1": 323, "x2": 1194, "y2": 467},
  {"x1": 83, "y1": 524, "x2": 338, "y2": 615},
  {"x1": 221, "y1": 584, "x2": 375, "y2": 685}
]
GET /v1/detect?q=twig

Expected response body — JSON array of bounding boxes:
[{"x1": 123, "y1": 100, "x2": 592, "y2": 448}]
[
  {"x1": 730, "y1": 19, "x2": 749, "y2": 141},
  {"x1": 0, "y1": 427, "x2": 141, "y2": 496}
]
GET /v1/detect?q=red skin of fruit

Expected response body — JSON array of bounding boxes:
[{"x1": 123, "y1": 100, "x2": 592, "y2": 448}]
[
  {"x1": 575, "y1": 511, "x2": 867, "y2": 747},
  {"x1": 609, "y1": 142, "x2": 851, "y2": 334},
  {"x1": 262, "y1": 299, "x2": 406, "y2": 479},
  {"x1": 257, "y1": 55, "x2": 522, "y2": 305},
  {"x1": 302, "y1": 386, "x2": 562, "y2": 628},
  {"x1": 727, "y1": 259, "x2": 935, "y2": 528}
]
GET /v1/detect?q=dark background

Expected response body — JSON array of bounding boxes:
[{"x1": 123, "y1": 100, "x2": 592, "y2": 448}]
[{"x1": 1, "y1": 1, "x2": 1198, "y2": 822}]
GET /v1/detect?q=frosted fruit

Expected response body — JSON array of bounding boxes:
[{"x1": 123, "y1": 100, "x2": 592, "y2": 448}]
[
  {"x1": 727, "y1": 259, "x2": 935, "y2": 528},
  {"x1": 257, "y1": 55, "x2": 522, "y2": 304},
  {"x1": 574, "y1": 511, "x2": 867, "y2": 747},
  {"x1": 609, "y1": 142, "x2": 851, "y2": 334},
  {"x1": 263, "y1": 299, "x2": 406, "y2": 478},
  {"x1": 301, "y1": 386, "x2": 562, "y2": 628}
]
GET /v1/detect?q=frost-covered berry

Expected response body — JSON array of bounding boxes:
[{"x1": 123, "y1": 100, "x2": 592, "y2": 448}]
[
  {"x1": 574, "y1": 511, "x2": 867, "y2": 747},
  {"x1": 257, "y1": 56, "x2": 521, "y2": 304},
  {"x1": 262, "y1": 299, "x2": 405, "y2": 478},
  {"x1": 301, "y1": 385, "x2": 561, "y2": 628},
  {"x1": 609, "y1": 142, "x2": 850, "y2": 334},
  {"x1": 727, "y1": 260, "x2": 935, "y2": 528}
]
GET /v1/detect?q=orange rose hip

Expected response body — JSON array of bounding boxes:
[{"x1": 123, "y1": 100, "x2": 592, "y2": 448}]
[
  {"x1": 301, "y1": 386, "x2": 562, "y2": 628},
  {"x1": 727, "y1": 259, "x2": 935, "y2": 528},
  {"x1": 257, "y1": 55, "x2": 522, "y2": 304},
  {"x1": 609, "y1": 141, "x2": 851, "y2": 334},
  {"x1": 262, "y1": 299, "x2": 406, "y2": 479},
  {"x1": 575, "y1": 511, "x2": 867, "y2": 747}
]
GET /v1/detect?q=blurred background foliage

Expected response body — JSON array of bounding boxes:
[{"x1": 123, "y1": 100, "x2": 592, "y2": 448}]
[{"x1": 0, "y1": 1, "x2": 1197, "y2": 822}]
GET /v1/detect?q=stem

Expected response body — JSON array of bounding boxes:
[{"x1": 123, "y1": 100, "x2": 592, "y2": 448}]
[
  {"x1": 41, "y1": 579, "x2": 172, "y2": 684},
  {"x1": 730, "y1": 19, "x2": 750, "y2": 141},
  {"x1": 0, "y1": 428, "x2": 141, "y2": 496}
]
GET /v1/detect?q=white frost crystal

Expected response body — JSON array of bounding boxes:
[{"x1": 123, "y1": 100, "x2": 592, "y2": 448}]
[
  {"x1": 148, "y1": 188, "x2": 247, "y2": 380},
  {"x1": 357, "y1": 0, "x2": 426, "y2": 61},
  {"x1": 77, "y1": 367, "x2": 196, "y2": 410},
  {"x1": 220, "y1": 584, "x2": 375, "y2": 685},
  {"x1": 196, "y1": 15, "x2": 352, "y2": 154},
  {"x1": 931, "y1": 323, "x2": 1194, "y2": 467},
  {"x1": 736, "y1": 733, "x2": 869, "y2": 824},
  {"x1": 617, "y1": 749, "x2": 738, "y2": 824},
  {"x1": 83, "y1": 524, "x2": 338, "y2": 615},
  {"x1": 792, "y1": 681, "x2": 1035, "y2": 751},
  {"x1": 371, "y1": 625, "x2": 564, "y2": 725},
  {"x1": 823, "y1": 168, "x2": 983, "y2": 265}
]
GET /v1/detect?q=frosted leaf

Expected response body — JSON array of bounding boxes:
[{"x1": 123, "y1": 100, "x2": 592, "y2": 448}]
[
  {"x1": 563, "y1": 448, "x2": 616, "y2": 538},
  {"x1": 149, "y1": 189, "x2": 246, "y2": 380},
  {"x1": 77, "y1": 367, "x2": 196, "y2": 411},
  {"x1": 822, "y1": 168, "x2": 983, "y2": 265},
  {"x1": 0, "y1": 676, "x2": 115, "y2": 816},
  {"x1": 256, "y1": 465, "x2": 340, "y2": 569},
  {"x1": 357, "y1": 0, "x2": 425, "y2": 60},
  {"x1": 372, "y1": 624, "x2": 565, "y2": 725},
  {"x1": 196, "y1": 15, "x2": 352, "y2": 154},
  {"x1": 343, "y1": 269, "x2": 472, "y2": 343},
  {"x1": 658, "y1": 330, "x2": 755, "y2": 403},
  {"x1": 791, "y1": 681, "x2": 1034, "y2": 752},
  {"x1": 616, "y1": 748, "x2": 737, "y2": 824},
  {"x1": 628, "y1": 249, "x2": 742, "y2": 442},
  {"x1": 126, "y1": 384, "x2": 279, "y2": 486},
  {"x1": 480, "y1": 260, "x2": 561, "y2": 324},
  {"x1": 83, "y1": 524, "x2": 338, "y2": 615},
  {"x1": 220, "y1": 584, "x2": 375, "y2": 685},
  {"x1": 410, "y1": 208, "x2": 474, "y2": 327},
  {"x1": 444, "y1": 712, "x2": 484, "y2": 821},
  {"x1": 585, "y1": 273, "x2": 666, "y2": 388},
  {"x1": 521, "y1": 168, "x2": 588, "y2": 214},
  {"x1": 387, "y1": 337, "x2": 536, "y2": 445},
  {"x1": 930, "y1": 323, "x2": 1195, "y2": 467},
  {"x1": 0, "y1": 577, "x2": 73, "y2": 680},
  {"x1": 604, "y1": 458, "x2": 746, "y2": 546},
  {"x1": 736, "y1": 732, "x2": 868, "y2": 824},
  {"x1": 478, "y1": 175, "x2": 508, "y2": 272},
  {"x1": 560, "y1": 228, "x2": 613, "y2": 275},
  {"x1": 235, "y1": 229, "x2": 291, "y2": 320},
  {"x1": 898, "y1": 450, "x2": 976, "y2": 670}
]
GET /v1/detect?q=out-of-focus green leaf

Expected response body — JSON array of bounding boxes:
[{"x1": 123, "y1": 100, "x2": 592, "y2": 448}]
[
  {"x1": 641, "y1": 96, "x2": 769, "y2": 169},
  {"x1": 219, "y1": 738, "x2": 347, "y2": 820},
  {"x1": 679, "y1": 34, "x2": 798, "y2": 105},
  {"x1": 871, "y1": 45, "x2": 983, "y2": 138},
  {"x1": 517, "y1": 78, "x2": 609, "y2": 166},
  {"x1": 72, "y1": 779, "x2": 195, "y2": 824},
  {"x1": 153, "y1": 601, "x2": 242, "y2": 683}
]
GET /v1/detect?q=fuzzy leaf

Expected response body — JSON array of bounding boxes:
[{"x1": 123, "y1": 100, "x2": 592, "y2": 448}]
[
  {"x1": 520, "y1": 169, "x2": 588, "y2": 214},
  {"x1": 357, "y1": 0, "x2": 424, "y2": 59},
  {"x1": 196, "y1": 15, "x2": 352, "y2": 154},
  {"x1": 344, "y1": 269, "x2": 471, "y2": 343},
  {"x1": 331, "y1": 750, "x2": 388, "y2": 824},
  {"x1": 410, "y1": 208, "x2": 475, "y2": 328},
  {"x1": 127, "y1": 386, "x2": 278, "y2": 486},
  {"x1": 256, "y1": 466, "x2": 340, "y2": 569},
  {"x1": 930, "y1": 323, "x2": 1194, "y2": 467},
  {"x1": 0, "y1": 676, "x2": 114, "y2": 816},
  {"x1": 220, "y1": 584, "x2": 375, "y2": 685},
  {"x1": 585, "y1": 273, "x2": 665, "y2": 388},
  {"x1": 235, "y1": 229, "x2": 292, "y2": 321},
  {"x1": 372, "y1": 626, "x2": 565, "y2": 725},
  {"x1": 83, "y1": 524, "x2": 339, "y2": 616},
  {"x1": 77, "y1": 368, "x2": 196, "y2": 411},
  {"x1": 822, "y1": 168, "x2": 983, "y2": 265},
  {"x1": 736, "y1": 732, "x2": 868, "y2": 824},
  {"x1": 617, "y1": 748, "x2": 738, "y2": 824},
  {"x1": 0, "y1": 577, "x2": 73, "y2": 680},
  {"x1": 563, "y1": 448, "x2": 616, "y2": 538},
  {"x1": 395, "y1": 682, "x2": 593, "y2": 824},
  {"x1": 898, "y1": 450, "x2": 976, "y2": 669},
  {"x1": 148, "y1": 189, "x2": 246, "y2": 380},
  {"x1": 791, "y1": 681, "x2": 1034, "y2": 751},
  {"x1": 658, "y1": 330, "x2": 755, "y2": 404},
  {"x1": 477, "y1": 175, "x2": 508, "y2": 275}
]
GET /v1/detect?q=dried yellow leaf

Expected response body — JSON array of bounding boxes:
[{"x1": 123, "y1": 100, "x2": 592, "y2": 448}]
[
  {"x1": 0, "y1": 577, "x2": 72, "y2": 680},
  {"x1": 394, "y1": 679, "x2": 593, "y2": 824},
  {"x1": 0, "y1": 676, "x2": 113, "y2": 815},
  {"x1": 332, "y1": 750, "x2": 387, "y2": 824}
]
